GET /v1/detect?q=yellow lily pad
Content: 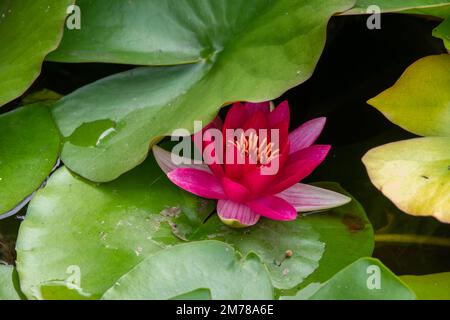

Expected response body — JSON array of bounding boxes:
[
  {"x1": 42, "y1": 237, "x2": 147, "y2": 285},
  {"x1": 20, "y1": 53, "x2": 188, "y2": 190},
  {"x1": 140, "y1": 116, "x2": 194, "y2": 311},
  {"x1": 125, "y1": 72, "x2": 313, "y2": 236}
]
[
  {"x1": 362, "y1": 137, "x2": 450, "y2": 222},
  {"x1": 368, "y1": 54, "x2": 450, "y2": 137}
]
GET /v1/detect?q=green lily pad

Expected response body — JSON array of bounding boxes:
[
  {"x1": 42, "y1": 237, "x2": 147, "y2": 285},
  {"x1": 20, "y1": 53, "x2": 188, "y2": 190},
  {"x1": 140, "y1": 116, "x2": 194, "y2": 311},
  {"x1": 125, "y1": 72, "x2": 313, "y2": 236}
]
[
  {"x1": 368, "y1": 54, "x2": 450, "y2": 137},
  {"x1": 38, "y1": 281, "x2": 93, "y2": 300},
  {"x1": 49, "y1": 0, "x2": 354, "y2": 65},
  {"x1": 344, "y1": 1, "x2": 450, "y2": 18},
  {"x1": 281, "y1": 258, "x2": 416, "y2": 300},
  {"x1": 433, "y1": 16, "x2": 450, "y2": 50},
  {"x1": 0, "y1": 265, "x2": 24, "y2": 300},
  {"x1": 400, "y1": 272, "x2": 450, "y2": 299},
  {"x1": 362, "y1": 137, "x2": 450, "y2": 223},
  {"x1": 102, "y1": 241, "x2": 273, "y2": 300},
  {"x1": 0, "y1": 0, "x2": 72, "y2": 107},
  {"x1": 49, "y1": 0, "x2": 355, "y2": 182},
  {"x1": 189, "y1": 183, "x2": 374, "y2": 290},
  {"x1": 15, "y1": 156, "x2": 214, "y2": 300},
  {"x1": 170, "y1": 288, "x2": 212, "y2": 300},
  {"x1": 0, "y1": 103, "x2": 60, "y2": 216}
]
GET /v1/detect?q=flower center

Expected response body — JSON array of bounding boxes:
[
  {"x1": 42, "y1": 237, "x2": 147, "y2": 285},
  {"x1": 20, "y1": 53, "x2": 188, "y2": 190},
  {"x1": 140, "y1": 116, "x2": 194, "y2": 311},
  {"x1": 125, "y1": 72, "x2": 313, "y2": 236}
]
[{"x1": 228, "y1": 131, "x2": 279, "y2": 165}]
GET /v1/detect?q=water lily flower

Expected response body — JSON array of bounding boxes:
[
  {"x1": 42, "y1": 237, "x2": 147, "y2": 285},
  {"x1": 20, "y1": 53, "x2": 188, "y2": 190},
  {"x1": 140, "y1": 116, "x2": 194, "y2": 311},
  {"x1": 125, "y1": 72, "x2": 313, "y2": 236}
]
[{"x1": 153, "y1": 101, "x2": 350, "y2": 227}]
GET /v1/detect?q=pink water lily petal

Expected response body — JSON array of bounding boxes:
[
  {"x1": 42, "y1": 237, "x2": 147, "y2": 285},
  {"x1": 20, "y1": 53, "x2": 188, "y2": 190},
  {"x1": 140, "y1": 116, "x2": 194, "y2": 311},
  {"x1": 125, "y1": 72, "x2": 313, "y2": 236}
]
[
  {"x1": 269, "y1": 145, "x2": 331, "y2": 194},
  {"x1": 243, "y1": 110, "x2": 268, "y2": 131},
  {"x1": 269, "y1": 100, "x2": 290, "y2": 127},
  {"x1": 247, "y1": 195, "x2": 297, "y2": 221},
  {"x1": 273, "y1": 119, "x2": 290, "y2": 151},
  {"x1": 210, "y1": 116, "x2": 223, "y2": 130},
  {"x1": 222, "y1": 177, "x2": 251, "y2": 203},
  {"x1": 223, "y1": 102, "x2": 247, "y2": 131},
  {"x1": 244, "y1": 101, "x2": 270, "y2": 116},
  {"x1": 192, "y1": 117, "x2": 224, "y2": 178},
  {"x1": 202, "y1": 128, "x2": 225, "y2": 178},
  {"x1": 240, "y1": 166, "x2": 279, "y2": 197},
  {"x1": 289, "y1": 117, "x2": 326, "y2": 154},
  {"x1": 167, "y1": 168, "x2": 226, "y2": 199},
  {"x1": 193, "y1": 116, "x2": 223, "y2": 151},
  {"x1": 153, "y1": 146, "x2": 211, "y2": 174},
  {"x1": 203, "y1": 155, "x2": 224, "y2": 178},
  {"x1": 217, "y1": 200, "x2": 260, "y2": 227},
  {"x1": 240, "y1": 139, "x2": 290, "y2": 197},
  {"x1": 277, "y1": 183, "x2": 351, "y2": 212},
  {"x1": 224, "y1": 143, "x2": 246, "y2": 181}
]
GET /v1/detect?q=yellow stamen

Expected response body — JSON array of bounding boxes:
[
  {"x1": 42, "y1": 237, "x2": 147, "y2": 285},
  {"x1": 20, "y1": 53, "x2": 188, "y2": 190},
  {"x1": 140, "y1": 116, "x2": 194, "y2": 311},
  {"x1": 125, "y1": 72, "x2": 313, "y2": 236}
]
[{"x1": 227, "y1": 132, "x2": 279, "y2": 165}]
